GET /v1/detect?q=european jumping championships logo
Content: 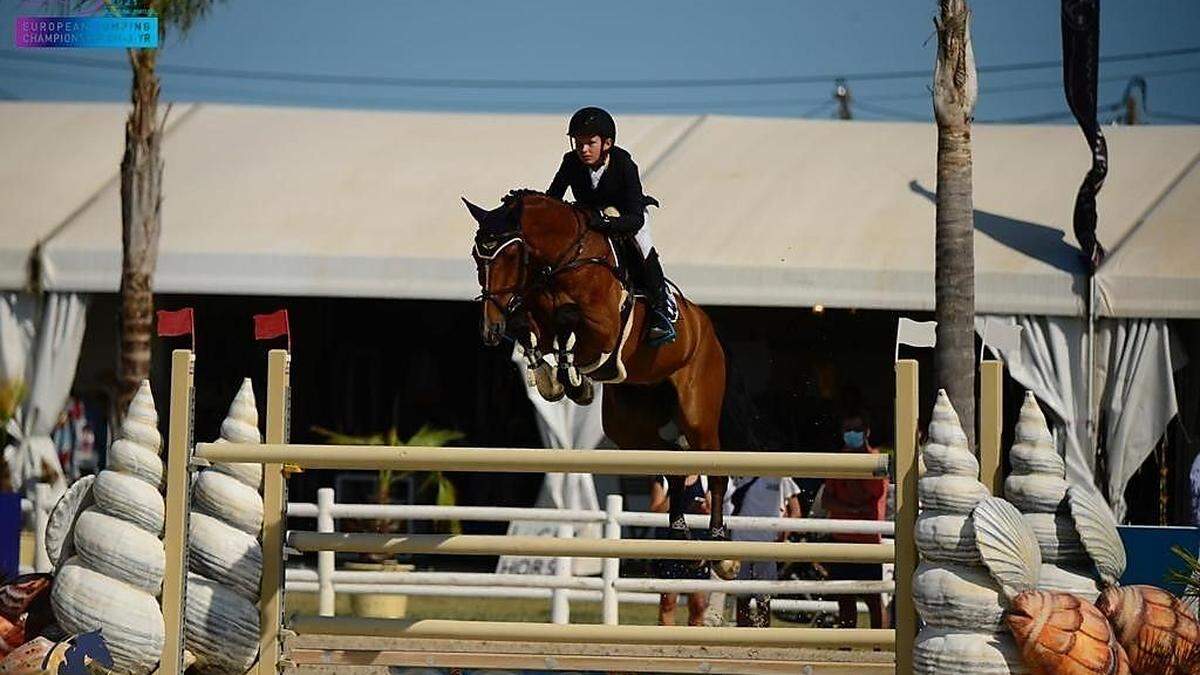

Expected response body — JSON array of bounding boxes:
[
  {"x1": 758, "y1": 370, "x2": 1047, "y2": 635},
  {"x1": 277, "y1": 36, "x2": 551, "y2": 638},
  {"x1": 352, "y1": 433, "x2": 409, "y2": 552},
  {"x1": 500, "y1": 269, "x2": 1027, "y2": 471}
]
[{"x1": 14, "y1": 0, "x2": 158, "y2": 49}]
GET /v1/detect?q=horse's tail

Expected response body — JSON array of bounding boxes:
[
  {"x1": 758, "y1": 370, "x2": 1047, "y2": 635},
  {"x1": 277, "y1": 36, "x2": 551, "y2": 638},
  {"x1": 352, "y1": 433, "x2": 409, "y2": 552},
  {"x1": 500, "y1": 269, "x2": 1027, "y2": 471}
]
[{"x1": 716, "y1": 332, "x2": 765, "y2": 453}]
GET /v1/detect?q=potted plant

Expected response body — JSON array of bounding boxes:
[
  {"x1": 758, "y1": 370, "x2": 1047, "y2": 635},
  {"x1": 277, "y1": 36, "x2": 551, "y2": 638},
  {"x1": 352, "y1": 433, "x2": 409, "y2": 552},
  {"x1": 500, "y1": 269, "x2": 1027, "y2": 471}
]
[{"x1": 310, "y1": 424, "x2": 464, "y2": 617}]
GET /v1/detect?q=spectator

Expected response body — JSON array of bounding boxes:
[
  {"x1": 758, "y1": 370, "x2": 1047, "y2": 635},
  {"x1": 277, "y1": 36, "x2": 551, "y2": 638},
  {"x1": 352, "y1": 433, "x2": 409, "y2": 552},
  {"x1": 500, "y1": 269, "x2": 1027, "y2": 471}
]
[
  {"x1": 726, "y1": 475, "x2": 802, "y2": 627},
  {"x1": 822, "y1": 410, "x2": 889, "y2": 629},
  {"x1": 649, "y1": 475, "x2": 711, "y2": 625}
]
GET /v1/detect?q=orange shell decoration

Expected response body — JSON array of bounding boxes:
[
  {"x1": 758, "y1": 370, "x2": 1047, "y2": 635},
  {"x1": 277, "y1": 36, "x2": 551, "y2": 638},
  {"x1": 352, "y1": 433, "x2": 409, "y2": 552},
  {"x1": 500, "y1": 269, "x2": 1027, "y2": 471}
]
[
  {"x1": 1007, "y1": 589, "x2": 1130, "y2": 674},
  {"x1": 1097, "y1": 585, "x2": 1200, "y2": 675},
  {"x1": 0, "y1": 636, "x2": 67, "y2": 675}
]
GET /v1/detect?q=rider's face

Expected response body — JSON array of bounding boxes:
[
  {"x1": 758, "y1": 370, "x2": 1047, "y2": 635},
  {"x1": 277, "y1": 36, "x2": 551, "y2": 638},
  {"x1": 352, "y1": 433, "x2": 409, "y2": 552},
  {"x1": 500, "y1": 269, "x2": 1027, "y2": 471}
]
[{"x1": 572, "y1": 134, "x2": 612, "y2": 167}]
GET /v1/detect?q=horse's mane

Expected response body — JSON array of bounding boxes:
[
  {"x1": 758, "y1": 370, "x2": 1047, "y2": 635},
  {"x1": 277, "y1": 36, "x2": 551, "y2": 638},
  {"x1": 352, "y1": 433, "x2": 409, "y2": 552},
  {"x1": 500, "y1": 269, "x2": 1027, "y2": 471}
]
[
  {"x1": 501, "y1": 188, "x2": 546, "y2": 206},
  {"x1": 492, "y1": 189, "x2": 580, "y2": 236}
]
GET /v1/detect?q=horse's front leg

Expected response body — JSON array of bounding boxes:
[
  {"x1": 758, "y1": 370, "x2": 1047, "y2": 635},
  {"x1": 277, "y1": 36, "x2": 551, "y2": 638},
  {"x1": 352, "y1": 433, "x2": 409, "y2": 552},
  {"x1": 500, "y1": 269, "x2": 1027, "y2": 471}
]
[{"x1": 515, "y1": 315, "x2": 564, "y2": 402}]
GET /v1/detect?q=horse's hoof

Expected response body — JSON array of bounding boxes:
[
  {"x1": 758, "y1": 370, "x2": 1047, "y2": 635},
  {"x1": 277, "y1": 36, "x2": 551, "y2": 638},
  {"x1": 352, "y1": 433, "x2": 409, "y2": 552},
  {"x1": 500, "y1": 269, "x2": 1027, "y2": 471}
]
[
  {"x1": 713, "y1": 559, "x2": 741, "y2": 581},
  {"x1": 709, "y1": 525, "x2": 739, "y2": 580},
  {"x1": 534, "y1": 365, "x2": 564, "y2": 401},
  {"x1": 566, "y1": 378, "x2": 594, "y2": 406}
]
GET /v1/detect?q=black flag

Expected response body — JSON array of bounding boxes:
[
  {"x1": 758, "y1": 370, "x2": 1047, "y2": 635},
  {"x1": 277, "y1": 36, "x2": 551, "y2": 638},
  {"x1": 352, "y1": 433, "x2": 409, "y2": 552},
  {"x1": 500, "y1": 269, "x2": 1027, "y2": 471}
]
[{"x1": 1062, "y1": 0, "x2": 1106, "y2": 270}]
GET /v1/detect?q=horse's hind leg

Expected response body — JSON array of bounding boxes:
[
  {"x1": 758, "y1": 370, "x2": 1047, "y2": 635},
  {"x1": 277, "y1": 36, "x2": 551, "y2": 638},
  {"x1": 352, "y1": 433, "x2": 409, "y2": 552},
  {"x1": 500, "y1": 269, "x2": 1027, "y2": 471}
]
[
  {"x1": 603, "y1": 385, "x2": 704, "y2": 578},
  {"x1": 670, "y1": 320, "x2": 738, "y2": 579}
]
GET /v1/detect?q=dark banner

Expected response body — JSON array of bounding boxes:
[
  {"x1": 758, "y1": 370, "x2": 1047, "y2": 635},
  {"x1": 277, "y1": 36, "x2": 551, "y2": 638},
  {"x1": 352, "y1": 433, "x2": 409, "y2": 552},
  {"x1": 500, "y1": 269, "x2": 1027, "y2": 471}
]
[{"x1": 1062, "y1": 0, "x2": 1107, "y2": 270}]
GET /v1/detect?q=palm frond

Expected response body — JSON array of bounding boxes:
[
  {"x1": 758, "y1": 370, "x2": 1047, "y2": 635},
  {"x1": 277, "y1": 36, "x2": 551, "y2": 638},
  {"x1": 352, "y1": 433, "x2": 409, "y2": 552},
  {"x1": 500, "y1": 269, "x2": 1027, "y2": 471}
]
[{"x1": 1167, "y1": 545, "x2": 1200, "y2": 600}]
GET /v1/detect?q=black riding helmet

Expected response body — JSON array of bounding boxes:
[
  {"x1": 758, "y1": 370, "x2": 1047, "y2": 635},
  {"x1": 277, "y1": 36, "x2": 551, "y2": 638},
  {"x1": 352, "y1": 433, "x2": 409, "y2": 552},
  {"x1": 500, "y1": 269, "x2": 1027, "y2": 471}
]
[{"x1": 568, "y1": 106, "x2": 616, "y2": 142}]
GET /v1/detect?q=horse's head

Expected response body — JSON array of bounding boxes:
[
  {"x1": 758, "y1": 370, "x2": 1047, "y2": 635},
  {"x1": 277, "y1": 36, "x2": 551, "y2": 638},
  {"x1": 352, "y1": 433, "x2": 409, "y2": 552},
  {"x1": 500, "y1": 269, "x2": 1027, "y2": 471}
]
[{"x1": 465, "y1": 195, "x2": 527, "y2": 346}]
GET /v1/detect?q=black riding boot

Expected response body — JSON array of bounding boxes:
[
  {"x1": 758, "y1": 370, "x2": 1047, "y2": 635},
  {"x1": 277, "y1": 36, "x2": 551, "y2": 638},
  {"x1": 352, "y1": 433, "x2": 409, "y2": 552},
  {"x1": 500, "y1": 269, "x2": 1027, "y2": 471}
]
[{"x1": 643, "y1": 248, "x2": 676, "y2": 347}]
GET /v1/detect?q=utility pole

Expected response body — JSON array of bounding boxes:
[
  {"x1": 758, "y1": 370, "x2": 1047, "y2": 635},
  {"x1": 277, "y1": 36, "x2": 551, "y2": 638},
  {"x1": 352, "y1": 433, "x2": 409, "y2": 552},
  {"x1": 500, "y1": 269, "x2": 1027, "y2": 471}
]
[
  {"x1": 1121, "y1": 76, "x2": 1146, "y2": 125},
  {"x1": 833, "y1": 78, "x2": 852, "y2": 120}
]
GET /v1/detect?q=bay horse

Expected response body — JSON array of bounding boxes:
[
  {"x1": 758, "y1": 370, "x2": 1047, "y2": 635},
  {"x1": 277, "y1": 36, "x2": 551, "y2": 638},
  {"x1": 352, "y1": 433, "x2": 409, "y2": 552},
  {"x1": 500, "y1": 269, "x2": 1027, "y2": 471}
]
[{"x1": 465, "y1": 190, "x2": 738, "y2": 579}]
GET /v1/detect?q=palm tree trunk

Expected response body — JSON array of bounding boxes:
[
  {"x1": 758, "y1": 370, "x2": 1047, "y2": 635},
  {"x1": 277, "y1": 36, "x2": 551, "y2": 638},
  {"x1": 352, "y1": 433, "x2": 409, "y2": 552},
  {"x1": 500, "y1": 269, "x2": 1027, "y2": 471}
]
[
  {"x1": 933, "y1": 0, "x2": 978, "y2": 449},
  {"x1": 117, "y1": 48, "x2": 164, "y2": 422}
]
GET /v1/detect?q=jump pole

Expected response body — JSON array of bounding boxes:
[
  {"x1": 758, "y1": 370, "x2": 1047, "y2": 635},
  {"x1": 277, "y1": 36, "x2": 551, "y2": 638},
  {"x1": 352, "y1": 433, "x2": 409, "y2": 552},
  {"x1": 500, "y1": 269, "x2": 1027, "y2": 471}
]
[
  {"x1": 979, "y1": 360, "x2": 1004, "y2": 496},
  {"x1": 160, "y1": 349, "x2": 195, "y2": 675},
  {"x1": 256, "y1": 349, "x2": 290, "y2": 675},
  {"x1": 893, "y1": 359, "x2": 919, "y2": 675}
]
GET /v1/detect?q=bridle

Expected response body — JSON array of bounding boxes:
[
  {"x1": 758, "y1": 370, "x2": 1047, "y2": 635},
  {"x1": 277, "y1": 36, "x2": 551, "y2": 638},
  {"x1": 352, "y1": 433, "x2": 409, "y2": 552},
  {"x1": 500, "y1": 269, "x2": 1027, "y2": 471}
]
[
  {"x1": 472, "y1": 203, "x2": 622, "y2": 324},
  {"x1": 472, "y1": 232, "x2": 529, "y2": 322}
]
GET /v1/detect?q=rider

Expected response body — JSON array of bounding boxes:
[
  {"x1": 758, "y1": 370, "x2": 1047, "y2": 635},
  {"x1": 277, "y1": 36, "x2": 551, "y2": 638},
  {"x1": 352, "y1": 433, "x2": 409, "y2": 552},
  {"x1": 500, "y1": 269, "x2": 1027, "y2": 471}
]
[{"x1": 546, "y1": 106, "x2": 676, "y2": 346}]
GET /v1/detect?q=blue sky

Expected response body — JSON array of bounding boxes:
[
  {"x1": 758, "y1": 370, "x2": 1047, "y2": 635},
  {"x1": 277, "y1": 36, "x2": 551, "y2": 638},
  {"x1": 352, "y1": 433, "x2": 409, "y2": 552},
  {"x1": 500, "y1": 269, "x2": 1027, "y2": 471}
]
[{"x1": 2, "y1": 0, "x2": 1199, "y2": 124}]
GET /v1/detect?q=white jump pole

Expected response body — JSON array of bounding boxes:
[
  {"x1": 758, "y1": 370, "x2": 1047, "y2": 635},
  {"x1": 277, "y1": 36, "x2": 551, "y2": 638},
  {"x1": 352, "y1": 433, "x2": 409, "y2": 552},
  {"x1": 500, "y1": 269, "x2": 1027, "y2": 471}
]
[
  {"x1": 601, "y1": 494, "x2": 622, "y2": 625},
  {"x1": 316, "y1": 487, "x2": 336, "y2": 617},
  {"x1": 551, "y1": 520, "x2": 573, "y2": 625}
]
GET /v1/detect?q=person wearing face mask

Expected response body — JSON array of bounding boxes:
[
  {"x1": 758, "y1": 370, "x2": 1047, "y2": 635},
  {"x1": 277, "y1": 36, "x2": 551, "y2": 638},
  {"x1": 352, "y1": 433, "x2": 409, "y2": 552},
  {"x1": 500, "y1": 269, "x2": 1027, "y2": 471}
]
[{"x1": 822, "y1": 410, "x2": 889, "y2": 630}]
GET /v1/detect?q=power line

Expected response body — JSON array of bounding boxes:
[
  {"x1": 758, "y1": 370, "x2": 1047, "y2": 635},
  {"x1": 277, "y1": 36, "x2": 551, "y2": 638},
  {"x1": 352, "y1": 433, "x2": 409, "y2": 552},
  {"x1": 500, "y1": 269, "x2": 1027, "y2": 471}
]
[
  {"x1": 1151, "y1": 110, "x2": 1200, "y2": 124},
  {"x1": 2, "y1": 45, "x2": 1199, "y2": 90}
]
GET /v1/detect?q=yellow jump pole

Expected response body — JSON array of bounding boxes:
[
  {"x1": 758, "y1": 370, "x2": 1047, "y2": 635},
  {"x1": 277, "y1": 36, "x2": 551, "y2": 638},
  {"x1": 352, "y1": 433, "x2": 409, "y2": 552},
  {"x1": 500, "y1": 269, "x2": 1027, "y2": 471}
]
[
  {"x1": 979, "y1": 360, "x2": 1004, "y2": 496},
  {"x1": 160, "y1": 349, "x2": 194, "y2": 675},
  {"x1": 287, "y1": 532, "x2": 895, "y2": 562},
  {"x1": 289, "y1": 616, "x2": 896, "y2": 649},
  {"x1": 894, "y1": 359, "x2": 919, "y2": 675},
  {"x1": 195, "y1": 445, "x2": 888, "y2": 478},
  {"x1": 256, "y1": 349, "x2": 290, "y2": 675}
]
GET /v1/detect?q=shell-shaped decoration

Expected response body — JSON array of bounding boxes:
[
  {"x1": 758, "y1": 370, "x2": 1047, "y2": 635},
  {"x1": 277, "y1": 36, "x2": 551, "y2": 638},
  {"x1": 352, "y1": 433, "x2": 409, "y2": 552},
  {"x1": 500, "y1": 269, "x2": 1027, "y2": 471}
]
[
  {"x1": 1036, "y1": 564, "x2": 1102, "y2": 602},
  {"x1": 0, "y1": 573, "x2": 53, "y2": 623},
  {"x1": 973, "y1": 497, "x2": 1042, "y2": 603},
  {"x1": 71, "y1": 509, "x2": 164, "y2": 596},
  {"x1": 928, "y1": 390, "x2": 970, "y2": 448},
  {"x1": 914, "y1": 628, "x2": 1028, "y2": 674},
  {"x1": 915, "y1": 512, "x2": 980, "y2": 563},
  {"x1": 1067, "y1": 485, "x2": 1127, "y2": 587},
  {"x1": 1005, "y1": 475, "x2": 1069, "y2": 514},
  {"x1": 192, "y1": 471, "x2": 263, "y2": 536},
  {"x1": 210, "y1": 378, "x2": 264, "y2": 490},
  {"x1": 1022, "y1": 512, "x2": 1087, "y2": 563},
  {"x1": 92, "y1": 470, "x2": 164, "y2": 536},
  {"x1": 50, "y1": 558, "x2": 164, "y2": 675},
  {"x1": 1009, "y1": 392, "x2": 1065, "y2": 475},
  {"x1": 118, "y1": 381, "x2": 162, "y2": 454},
  {"x1": 106, "y1": 438, "x2": 164, "y2": 488},
  {"x1": 184, "y1": 380, "x2": 265, "y2": 673},
  {"x1": 1097, "y1": 585, "x2": 1200, "y2": 675},
  {"x1": 1007, "y1": 590, "x2": 1130, "y2": 675},
  {"x1": 47, "y1": 381, "x2": 167, "y2": 675},
  {"x1": 184, "y1": 573, "x2": 260, "y2": 674},
  {"x1": 913, "y1": 561, "x2": 1008, "y2": 632},
  {"x1": 189, "y1": 513, "x2": 262, "y2": 602},
  {"x1": 920, "y1": 475, "x2": 992, "y2": 514},
  {"x1": 924, "y1": 442, "x2": 981, "y2": 477},
  {"x1": 1005, "y1": 394, "x2": 1070, "y2": 515},
  {"x1": 43, "y1": 474, "x2": 94, "y2": 571}
]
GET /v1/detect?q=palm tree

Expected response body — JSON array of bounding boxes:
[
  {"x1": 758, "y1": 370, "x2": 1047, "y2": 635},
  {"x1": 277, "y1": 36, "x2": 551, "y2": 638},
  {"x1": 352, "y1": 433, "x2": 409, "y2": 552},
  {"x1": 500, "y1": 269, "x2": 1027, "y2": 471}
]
[
  {"x1": 101, "y1": 0, "x2": 224, "y2": 420},
  {"x1": 932, "y1": 0, "x2": 978, "y2": 449}
]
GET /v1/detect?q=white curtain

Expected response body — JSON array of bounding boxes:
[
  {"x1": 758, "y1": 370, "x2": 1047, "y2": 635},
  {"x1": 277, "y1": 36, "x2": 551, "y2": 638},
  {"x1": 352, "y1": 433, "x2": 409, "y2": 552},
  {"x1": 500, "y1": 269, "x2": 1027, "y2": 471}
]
[
  {"x1": 496, "y1": 345, "x2": 607, "y2": 576},
  {"x1": 0, "y1": 292, "x2": 88, "y2": 502},
  {"x1": 976, "y1": 315, "x2": 1095, "y2": 494},
  {"x1": 978, "y1": 314, "x2": 1178, "y2": 521},
  {"x1": 1096, "y1": 319, "x2": 1179, "y2": 521}
]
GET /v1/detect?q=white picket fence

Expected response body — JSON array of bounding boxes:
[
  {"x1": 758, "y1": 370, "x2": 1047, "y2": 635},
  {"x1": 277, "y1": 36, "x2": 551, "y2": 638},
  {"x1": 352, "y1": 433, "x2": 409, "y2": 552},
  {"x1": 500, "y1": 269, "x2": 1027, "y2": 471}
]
[{"x1": 286, "y1": 488, "x2": 894, "y2": 624}]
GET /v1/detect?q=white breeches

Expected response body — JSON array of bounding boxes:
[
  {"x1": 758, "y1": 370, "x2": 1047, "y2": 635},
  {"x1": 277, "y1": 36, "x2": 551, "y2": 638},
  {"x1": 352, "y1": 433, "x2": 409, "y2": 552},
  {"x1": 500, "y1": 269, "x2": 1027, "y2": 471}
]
[
  {"x1": 634, "y1": 207, "x2": 654, "y2": 257},
  {"x1": 602, "y1": 206, "x2": 655, "y2": 258}
]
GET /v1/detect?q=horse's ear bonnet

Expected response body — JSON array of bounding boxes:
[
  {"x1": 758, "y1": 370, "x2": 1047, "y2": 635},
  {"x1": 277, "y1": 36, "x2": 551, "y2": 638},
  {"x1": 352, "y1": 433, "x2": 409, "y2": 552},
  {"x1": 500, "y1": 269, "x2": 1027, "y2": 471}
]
[{"x1": 469, "y1": 193, "x2": 527, "y2": 253}]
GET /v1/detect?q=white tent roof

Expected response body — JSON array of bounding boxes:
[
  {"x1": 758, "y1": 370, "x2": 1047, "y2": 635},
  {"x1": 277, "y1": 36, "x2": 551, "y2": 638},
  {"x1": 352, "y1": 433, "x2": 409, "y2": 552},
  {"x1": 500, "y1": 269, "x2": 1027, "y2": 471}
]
[{"x1": 3, "y1": 101, "x2": 1197, "y2": 317}]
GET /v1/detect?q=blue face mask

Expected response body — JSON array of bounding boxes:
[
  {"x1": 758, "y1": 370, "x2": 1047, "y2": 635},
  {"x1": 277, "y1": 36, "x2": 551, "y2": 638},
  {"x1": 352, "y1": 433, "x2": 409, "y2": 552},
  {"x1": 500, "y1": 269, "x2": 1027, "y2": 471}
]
[{"x1": 843, "y1": 431, "x2": 865, "y2": 449}]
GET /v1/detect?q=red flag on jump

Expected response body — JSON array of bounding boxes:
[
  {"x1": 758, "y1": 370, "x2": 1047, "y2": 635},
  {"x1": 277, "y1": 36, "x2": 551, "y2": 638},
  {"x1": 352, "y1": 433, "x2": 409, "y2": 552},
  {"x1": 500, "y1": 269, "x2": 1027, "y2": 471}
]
[
  {"x1": 253, "y1": 309, "x2": 291, "y2": 351},
  {"x1": 156, "y1": 307, "x2": 195, "y2": 350}
]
